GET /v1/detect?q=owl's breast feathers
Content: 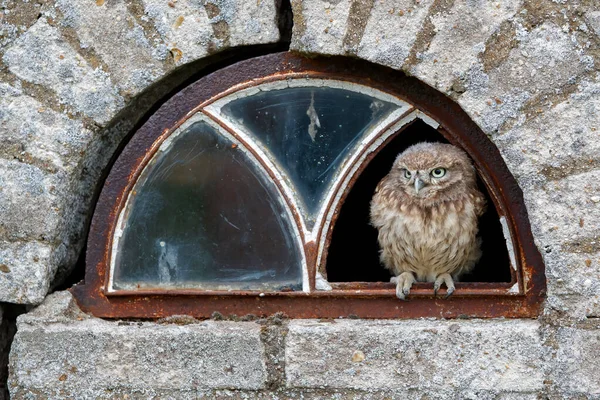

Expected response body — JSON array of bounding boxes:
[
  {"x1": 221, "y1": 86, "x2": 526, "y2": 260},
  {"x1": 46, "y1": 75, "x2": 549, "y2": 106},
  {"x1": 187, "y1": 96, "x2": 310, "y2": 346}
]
[{"x1": 370, "y1": 183, "x2": 486, "y2": 282}]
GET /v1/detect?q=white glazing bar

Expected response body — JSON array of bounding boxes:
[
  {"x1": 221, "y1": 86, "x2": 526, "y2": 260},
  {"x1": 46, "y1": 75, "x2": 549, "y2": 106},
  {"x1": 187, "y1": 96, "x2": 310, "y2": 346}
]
[{"x1": 500, "y1": 216, "x2": 518, "y2": 272}]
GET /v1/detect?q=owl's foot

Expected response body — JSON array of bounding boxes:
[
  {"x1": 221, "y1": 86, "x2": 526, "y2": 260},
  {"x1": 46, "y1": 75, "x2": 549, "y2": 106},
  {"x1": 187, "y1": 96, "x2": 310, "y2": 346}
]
[
  {"x1": 433, "y1": 273, "x2": 455, "y2": 299},
  {"x1": 391, "y1": 272, "x2": 415, "y2": 300}
]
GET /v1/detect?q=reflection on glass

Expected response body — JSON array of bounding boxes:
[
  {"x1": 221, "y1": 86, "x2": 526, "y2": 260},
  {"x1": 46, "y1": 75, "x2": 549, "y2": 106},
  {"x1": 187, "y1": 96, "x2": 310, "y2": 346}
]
[
  {"x1": 221, "y1": 86, "x2": 398, "y2": 226},
  {"x1": 113, "y1": 121, "x2": 303, "y2": 291}
]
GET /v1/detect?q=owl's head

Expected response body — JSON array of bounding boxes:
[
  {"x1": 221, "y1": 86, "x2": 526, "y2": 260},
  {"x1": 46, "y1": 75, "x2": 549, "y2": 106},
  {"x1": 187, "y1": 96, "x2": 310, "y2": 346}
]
[{"x1": 389, "y1": 142, "x2": 478, "y2": 202}]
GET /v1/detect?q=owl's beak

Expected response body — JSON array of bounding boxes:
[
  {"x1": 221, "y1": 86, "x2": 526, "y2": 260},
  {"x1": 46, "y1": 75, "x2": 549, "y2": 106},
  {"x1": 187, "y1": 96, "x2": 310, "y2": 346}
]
[{"x1": 414, "y1": 177, "x2": 426, "y2": 194}]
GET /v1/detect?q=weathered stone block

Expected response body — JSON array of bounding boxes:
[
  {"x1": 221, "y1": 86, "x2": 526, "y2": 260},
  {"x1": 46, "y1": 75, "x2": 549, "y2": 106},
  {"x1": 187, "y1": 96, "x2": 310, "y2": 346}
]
[
  {"x1": 9, "y1": 292, "x2": 268, "y2": 398},
  {"x1": 143, "y1": 0, "x2": 279, "y2": 66},
  {"x1": 0, "y1": 82, "x2": 96, "y2": 303},
  {"x1": 356, "y1": 0, "x2": 433, "y2": 69},
  {"x1": 0, "y1": 83, "x2": 92, "y2": 175},
  {"x1": 0, "y1": 159, "x2": 62, "y2": 243},
  {"x1": 549, "y1": 323, "x2": 600, "y2": 396},
  {"x1": 585, "y1": 11, "x2": 600, "y2": 37},
  {"x1": 3, "y1": 19, "x2": 123, "y2": 125},
  {"x1": 411, "y1": 0, "x2": 522, "y2": 93},
  {"x1": 224, "y1": 0, "x2": 280, "y2": 47},
  {"x1": 0, "y1": 241, "x2": 53, "y2": 304},
  {"x1": 56, "y1": 0, "x2": 166, "y2": 96},
  {"x1": 458, "y1": 21, "x2": 593, "y2": 135},
  {"x1": 286, "y1": 319, "x2": 544, "y2": 396},
  {"x1": 142, "y1": 0, "x2": 215, "y2": 64},
  {"x1": 290, "y1": 0, "x2": 352, "y2": 55}
]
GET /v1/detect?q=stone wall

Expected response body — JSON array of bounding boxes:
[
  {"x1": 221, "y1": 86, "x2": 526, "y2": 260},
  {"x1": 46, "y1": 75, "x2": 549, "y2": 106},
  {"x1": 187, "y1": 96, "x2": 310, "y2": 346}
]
[
  {"x1": 1, "y1": 0, "x2": 600, "y2": 398},
  {"x1": 8, "y1": 291, "x2": 600, "y2": 399}
]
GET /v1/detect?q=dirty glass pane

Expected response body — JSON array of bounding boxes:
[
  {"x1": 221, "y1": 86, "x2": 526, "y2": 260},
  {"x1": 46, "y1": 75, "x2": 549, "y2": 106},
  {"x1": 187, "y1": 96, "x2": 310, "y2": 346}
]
[
  {"x1": 112, "y1": 121, "x2": 303, "y2": 291},
  {"x1": 221, "y1": 86, "x2": 398, "y2": 226}
]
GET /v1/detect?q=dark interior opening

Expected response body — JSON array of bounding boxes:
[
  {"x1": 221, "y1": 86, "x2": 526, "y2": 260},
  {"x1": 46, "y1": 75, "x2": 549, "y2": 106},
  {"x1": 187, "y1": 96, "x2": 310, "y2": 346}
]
[{"x1": 326, "y1": 119, "x2": 512, "y2": 283}]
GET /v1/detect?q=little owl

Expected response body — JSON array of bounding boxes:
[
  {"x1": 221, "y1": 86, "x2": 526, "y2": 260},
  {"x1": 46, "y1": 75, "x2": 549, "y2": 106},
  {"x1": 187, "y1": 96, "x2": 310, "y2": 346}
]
[{"x1": 370, "y1": 142, "x2": 486, "y2": 300}]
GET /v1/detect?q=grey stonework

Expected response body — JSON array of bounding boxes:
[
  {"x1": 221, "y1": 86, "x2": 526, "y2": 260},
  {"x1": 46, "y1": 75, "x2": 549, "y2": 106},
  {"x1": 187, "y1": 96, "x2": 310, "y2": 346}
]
[
  {"x1": 9, "y1": 293, "x2": 267, "y2": 398},
  {"x1": 1, "y1": 0, "x2": 600, "y2": 398},
  {"x1": 286, "y1": 319, "x2": 544, "y2": 393},
  {"x1": 8, "y1": 292, "x2": 600, "y2": 399}
]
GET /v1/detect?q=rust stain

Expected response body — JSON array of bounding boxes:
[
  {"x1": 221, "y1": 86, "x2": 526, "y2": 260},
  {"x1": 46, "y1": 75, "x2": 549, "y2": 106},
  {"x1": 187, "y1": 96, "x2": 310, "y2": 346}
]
[{"x1": 96, "y1": 0, "x2": 104, "y2": 6}]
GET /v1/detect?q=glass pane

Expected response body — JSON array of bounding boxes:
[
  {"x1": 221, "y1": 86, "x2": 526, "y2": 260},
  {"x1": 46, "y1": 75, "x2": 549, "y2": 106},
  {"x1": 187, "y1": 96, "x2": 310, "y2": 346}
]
[
  {"x1": 221, "y1": 86, "x2": 399, "y2": 227},
  {"x1": 112, "y1": 121, "x2": 303, "y2": 291}
]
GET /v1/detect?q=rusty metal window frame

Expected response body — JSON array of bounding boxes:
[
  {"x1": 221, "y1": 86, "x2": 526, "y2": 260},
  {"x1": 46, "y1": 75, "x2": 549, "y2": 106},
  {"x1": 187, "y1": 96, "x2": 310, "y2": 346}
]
[{"x1": 72, "y1": 53, "x2": 546, "y2": 319}]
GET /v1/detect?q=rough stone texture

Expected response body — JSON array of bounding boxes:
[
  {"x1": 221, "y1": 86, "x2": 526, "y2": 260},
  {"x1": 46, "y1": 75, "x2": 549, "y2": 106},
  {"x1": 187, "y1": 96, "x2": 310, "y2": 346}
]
[
  {"x1": 291, "y1": 0, "x2": 353, "y2": 55},
  {"x1": 549, "y1": 323, "x2": 600, "y2": 397},
  {"x1": 490, "y1": 75, "x2": 600, "y2": 319},
  {"x1": 411, "y1": 0, "x2": 523, "y2": 93},
  {"x1": 0, "y1": 0, "x2": 281, "y2": 304},
  {"x1": 9, "y1": 292, "x2": 268, "y2": 398},
  {"x1": 286, "y1": 319, "x2": 544, "y2": 396},
  {"x1": 3, "y1": 19, "x2": 123, "y2": 124},
  {"x1": 143, "y1": 0, "x2": 280, "y2": 66},
  {"x1": 356, "y1": 0, "x2": 434, "y2": 68},
  {"x1": 142, "y1": 0, "x2": 215, "y2": 64},
  {"x1": 0, "y1": 241, "x2": 53, "y2": 304},
  {"x1": 55, "y1": 0, "x2": 167, "y2": 97},
  {"x1": 15, "y1": 294, "x2": 600, "y2": 399},
  {"x1": 458, "y1": 21, "x2": 594, "y2": 135},
  {"x1": 0, "y1": 79, "x2": 92, "y2": 304}
]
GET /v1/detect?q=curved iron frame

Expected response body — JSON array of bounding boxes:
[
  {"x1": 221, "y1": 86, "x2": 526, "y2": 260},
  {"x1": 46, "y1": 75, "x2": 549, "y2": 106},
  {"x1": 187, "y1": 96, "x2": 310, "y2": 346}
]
[{"x1": 71, "y1": 52, "x2": 546, "y2": 319}]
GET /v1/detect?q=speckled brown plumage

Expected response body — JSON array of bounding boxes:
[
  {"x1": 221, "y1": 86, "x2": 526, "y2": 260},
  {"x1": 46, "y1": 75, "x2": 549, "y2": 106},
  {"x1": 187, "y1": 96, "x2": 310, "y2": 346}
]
[{"x1": 370, "y1": 142, "x2": 486, "y2": 299}]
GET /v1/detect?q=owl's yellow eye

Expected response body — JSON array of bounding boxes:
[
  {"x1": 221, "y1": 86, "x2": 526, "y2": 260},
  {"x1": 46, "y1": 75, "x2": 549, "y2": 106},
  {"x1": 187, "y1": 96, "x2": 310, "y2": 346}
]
[
  {"x1": 403, "y1": 169, "x2": 412, "y2": 179},
  {"x1": 431, "y1": 168, "x2": 446, "y2": 178}
]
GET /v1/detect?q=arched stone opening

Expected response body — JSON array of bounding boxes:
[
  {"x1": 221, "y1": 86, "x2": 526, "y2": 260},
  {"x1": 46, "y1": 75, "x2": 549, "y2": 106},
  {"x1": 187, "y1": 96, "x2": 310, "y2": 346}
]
[{"x1": 71, "y1": 52, "x2": 545, "y2": 319}]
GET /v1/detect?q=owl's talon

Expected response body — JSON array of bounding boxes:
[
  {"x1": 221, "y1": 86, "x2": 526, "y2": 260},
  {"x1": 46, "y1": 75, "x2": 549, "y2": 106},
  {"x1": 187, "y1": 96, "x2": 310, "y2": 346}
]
[
  {"x1": 434, "y1": 273, "x2": 455, "y2": 300},
  {"x1": 393, "y1": 272, "x2": 415, "y2": 301},
  {"x1": 444, "y1": 287, "x2": 455, "y2": 299},
  {"x1": 395, "y1": 284, "x2": 406, "y2": 300}
]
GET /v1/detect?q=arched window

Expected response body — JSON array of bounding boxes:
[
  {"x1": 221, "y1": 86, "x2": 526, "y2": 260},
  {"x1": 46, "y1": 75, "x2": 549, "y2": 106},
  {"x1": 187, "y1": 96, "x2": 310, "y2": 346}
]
[{"x1": 72, "y1": 53, "x2": 545, "y2": 318}]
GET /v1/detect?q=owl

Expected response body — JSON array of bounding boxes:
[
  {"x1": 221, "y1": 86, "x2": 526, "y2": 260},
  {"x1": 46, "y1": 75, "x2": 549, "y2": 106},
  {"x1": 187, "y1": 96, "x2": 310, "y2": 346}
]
[{"x1": 370, "y1": 142, "x2": 486, "y2": 300}]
